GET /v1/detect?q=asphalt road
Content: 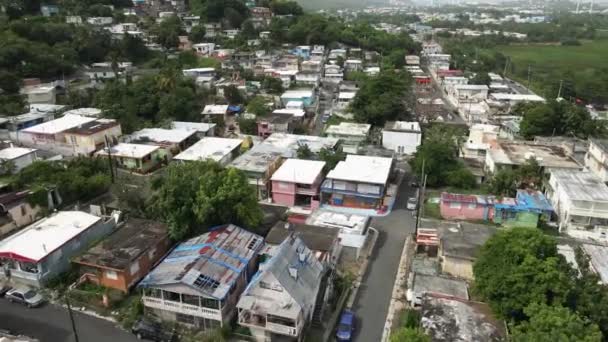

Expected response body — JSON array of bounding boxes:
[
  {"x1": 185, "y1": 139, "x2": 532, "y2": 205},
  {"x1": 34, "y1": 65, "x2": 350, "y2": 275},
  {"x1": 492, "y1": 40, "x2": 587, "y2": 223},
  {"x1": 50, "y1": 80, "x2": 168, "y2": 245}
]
[
  {"x1": 0, "y1": 300, "x2": 139, "y2": 342},
  {"x1": 351, "y1": 168, "x2": 417, "y2": 342}
]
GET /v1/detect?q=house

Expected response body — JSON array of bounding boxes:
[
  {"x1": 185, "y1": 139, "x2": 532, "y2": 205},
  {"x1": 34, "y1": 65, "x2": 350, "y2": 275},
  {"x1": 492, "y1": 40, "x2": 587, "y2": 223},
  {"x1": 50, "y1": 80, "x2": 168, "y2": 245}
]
[
  {"x1": 321, "y1": 155, "x2": 394, "y2": 210},
  {"x1": 292, "y1": 45, "x2": 311, "y2": 59},
  {"x1": 173, "y1": 137, "x2": 243, "y2": 165},
  {"x1": 72, "y1": 218, "x2": 171, "y2": 293},
  {"x1": 18, "y1": 115, "x2": 122, "y2": 156},
  {"x1": 489, "y1": 93, "x2": 545, "y2": 107},
  {"x1": 0, "y1": 107, "x2": 58, "y2": 135},
  {"x1": 87, "y1": 17, "x2": 113, "y2": 26},
  {"x1": 204, "y1": 23, "x2": 221, "y2": 38},
  {"x1": 485, "y1": 141, "x2": 582, "y2": 174},
  {"x1": 127, "y1": 128, "x2": 198, "y2": 160},
  {"x1": 335, "y1": 92, "x2": 356, "y2": 112},
  {"x1": 344, "y1": 59, "x2": 363, "y2": 72},
  {"x1": 280, "y1": 90, "x2": 315, "y2": 107},
  {"x1": 0, "y1": 211, "x2": 116, "y2": 287},
  {"x1": 407, "y1": 273, "x2": 468, "y2": 306},
  {"x1": 0, "y1": 147, "x2": 38, "y2": 173},
  {"x1": 0, "y1": 191, "x2": 44, "y2": 238},
  {"x1": 40, "y1": 4, "x2": 59, "y2": 16},
  {"x1": 440, "y1": 193, "x2": 494, "y2": 221},
  {"x1": 450, "y1": 85, "x2": 489, "y2": 105},
  {"x1": 140, "y1": 225, "x2": 263, "y2": 330},
  {"x1": 328, "y1": 49, "x2": 347, "y2": 60},
  {"x1": 223, "y1": 29, "x2": 240, "y2": 39},
  {"x1": 256, "y1": 114, "x2": 295, "y2": 138},
  {"x1": 237, "y1": 236, "x2": 325, "y2": 342},
  {"x1": 301, "y1": 60, "x2": 322, "y2": 73},
  {"x1": 63, "y1": 107, "x2": 103, "y2": 117},
  {"x1": 585, "y1": 138, "x2": 608, "y2": 183},
  {"x1": 20, "y1": 85, "x2": 57, "y2": 105},
  {"x1": 263, "y1": 221, "x2": 340, "y2": 268},
  {"x1": 382, "y1": 121, "x2": 422, "y2": 155},
  {"x1": 295, "y1": 72, "x2": 320, "y2": 87},
  {"x1": 422, "y1": 42, "x2": 442, "y2": 55},
  {"x1": 202, "y1": 105, "x2": 228, "y2": 120},
  {"x1": 325, "y1": 122, "x2": 371, "y2": 153},
  {"x1": 310, "y1": 45, "x2": 324, "y2": 61},
  {"x1": 171, "y1": 121, "x2": 216, "y2": 138},
  {"x1": 230, "y1": 144, "x2": 284, "y2": 200},
  {"x1": 192, "y1": 43, "x2": 215, "y2": 57},
  {"x1": 66, "y1": 15, "x2": 82, "y2": 25},
  {"x1": 420, "y1": 294, "x2": 506, "y2": 341},
  {"x1": 460, "y1": 124, "x2": 499, "y2": 160},
  {"x1": 306, "y1": 209, "x2": 370, "y2": 261},
  {"x1": 262, "y1": 133, "x2": 339, "y2": 156},
  {"x1": 96, "y1": 143, "x2": 163, "y2": 174},
  {"x1": 405, "y1": 55, "x2": 420, "y2": 65},
  {"x1": 493, "y1": 190, "x2": 553, "y2": 228},
  {"x1": 271, "y1": 159, "x2": 326, "y2": 209},
  {"x1": 271, "y1": 108, "x2": 306, "y2": 121},
  {"x1": 182, "y1": 67, "x2": 216, "y2": 79},
  {"x1": 546, "y1": 170, "x2": 608, "y2": 234},
  {"x1": 581, "y1": 244, "x2": 608, "y2": 284}
]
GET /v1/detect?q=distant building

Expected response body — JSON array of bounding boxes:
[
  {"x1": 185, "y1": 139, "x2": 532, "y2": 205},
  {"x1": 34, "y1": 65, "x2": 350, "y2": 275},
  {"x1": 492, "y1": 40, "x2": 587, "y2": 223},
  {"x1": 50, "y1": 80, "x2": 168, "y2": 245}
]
[
  {"x1": 127, "y1": 128, "x2": 198, "y2": 160},
  {"x1": 382, "y1": 121, "x2": 422, "y2": 155},
  {"x1": 20, "y1": 85, "x2": 57, "y2": 105},
  {"x1": 585, "y1": 138, "x2": 608, "y2": 183},
  {"x1": 486, "y1": 141, "x2": 582, "y2": 174},
  {"x1": 140, "y1": 225, "x2": 263, "y2": 330},
  {"x1": 0, "y1": 147, "x2": 38, "y2": 173},
  {"x1": 0, "y1": 190, "x2": 44, "y2": 238}
]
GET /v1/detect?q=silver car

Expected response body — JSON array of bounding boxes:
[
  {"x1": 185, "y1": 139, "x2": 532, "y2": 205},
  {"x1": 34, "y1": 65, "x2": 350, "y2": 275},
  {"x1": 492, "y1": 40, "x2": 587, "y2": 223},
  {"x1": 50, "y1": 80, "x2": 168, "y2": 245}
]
[{"x1": 5, "y1": 287, "x2": 44, "y2": 308}]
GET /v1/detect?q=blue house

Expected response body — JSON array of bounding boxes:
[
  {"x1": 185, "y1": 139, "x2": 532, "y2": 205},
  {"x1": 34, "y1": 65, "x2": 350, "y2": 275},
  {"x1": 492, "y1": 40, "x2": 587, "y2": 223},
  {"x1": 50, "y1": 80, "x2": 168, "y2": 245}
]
[
  {"x1": 493, "y1": 189, "x2": 553, "y2": 228},
  {"x1": 280, "y1": 89, "x2": 315, "y2": 107},
  {"x1": 291, "y1": 46, "x2": 311, "y2": 59}
]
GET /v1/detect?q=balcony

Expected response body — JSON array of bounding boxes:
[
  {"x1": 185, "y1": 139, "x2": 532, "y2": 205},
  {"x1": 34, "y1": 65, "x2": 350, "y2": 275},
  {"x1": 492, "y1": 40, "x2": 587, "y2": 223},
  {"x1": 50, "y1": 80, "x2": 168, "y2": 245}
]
[
  {"x1": 142, "y1": 296, "x2": 222, "y2": 321},
  {"x1": 238, "y1": 311, "x2": 298, "y2": 337},
  {"x1": 296, "y1": 186, "x2": 319, "y2": 196}
]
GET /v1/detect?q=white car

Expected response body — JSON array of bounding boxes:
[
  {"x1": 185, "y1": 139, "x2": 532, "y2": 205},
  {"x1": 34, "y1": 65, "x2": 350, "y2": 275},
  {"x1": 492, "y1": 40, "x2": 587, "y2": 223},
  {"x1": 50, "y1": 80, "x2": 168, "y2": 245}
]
[
  {"x1": 5, "y1": 287, "x2": 44, "y2": 308},
  {"x1": 407, "y1": 197, "x2": 417, "y2": 210}
]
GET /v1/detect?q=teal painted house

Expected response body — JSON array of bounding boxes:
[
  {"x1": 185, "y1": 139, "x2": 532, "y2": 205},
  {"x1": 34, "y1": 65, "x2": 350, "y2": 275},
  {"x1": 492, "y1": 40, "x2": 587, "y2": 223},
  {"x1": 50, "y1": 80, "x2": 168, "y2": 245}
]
[{"x1": 493, "y1": 190, "x2": 553, "y2": 228}]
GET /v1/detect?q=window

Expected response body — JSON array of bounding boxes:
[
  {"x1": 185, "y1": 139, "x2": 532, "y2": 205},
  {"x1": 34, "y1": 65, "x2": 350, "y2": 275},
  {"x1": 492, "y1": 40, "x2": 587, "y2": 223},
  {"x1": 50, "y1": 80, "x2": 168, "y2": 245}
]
[
  {"x1": 106, "y1": 270, "x2": 118, "y2": 280},
  {"x1": 176, "y1": 313, "x2": 195, "y2": 325},
  {"x1": 277, "y1": 182, "x2": 289, "y2": 190},
  {"x1": 449, "y1": 202, "x2": 461, "y2": 209},
  {"x1": 194, "y1": 274, "x2": 220, "y2": 291},
  {"x1": 468, "y1": 203, "x2": 477, "y2": 209},
  {"x1": 163, "y1": 290, "x2": 180, "y2": 302},
  {"x1": 201, "y1": 297, "x2": 219, "y2": 309},
  {"x1": 130, "y1": 261, "x2": 140, "y2": 276},
  {"x1": 182, "y1": 294, "x2": 200, "y2": 306},
  {"x1": 145, "y1": 288, "x2": 162, "y2": 298},
  {"x1": 247, "y1": 238, "x2": 259, "y2": 250}
]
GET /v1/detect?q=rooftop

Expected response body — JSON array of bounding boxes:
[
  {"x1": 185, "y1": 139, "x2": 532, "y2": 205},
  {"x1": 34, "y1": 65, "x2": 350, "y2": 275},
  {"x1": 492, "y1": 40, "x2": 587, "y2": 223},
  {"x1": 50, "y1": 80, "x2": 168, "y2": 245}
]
[
  {"x1": 272, "y1": 108, "x2": 305, "y2": 118},
  {"x1": 73, "y1": 218, "x2": 168, "y2": 271},
  {"x1": 0, "y1": 147, "x2": 37, "y2": 160},
  {"x1": 139, "y1": 224, "x2": 263, "y2": 300},
  {"x1": 21, "y1": 114, "x2": 96, "y2": 135},
  {"x1": 281, "y1": 89, "x2": 314, "y2": 99},
  {"x1": 550, "y1": 170, "x2": 608, "y2": 202},
  {"x1": 420, "y1": 219, "x2": 497, "y2": 261},
  {"x1": 171, "y1": 121, "x2": 216, "y2": 133},
  {"x1": 582, "y1": 244, "x2": 608, "y2": 284},
  {"x1": 326, "y1": 155, "x2": 393, "y2": 185},
  {"x1": 202, "y1": 105, "x2": 229, "y2": 115},
  {"x1": 63, "y1": 119, "x2": 119, "y2": 135},
  {"x1": 271, "y1": 159, "x2": 325, "y2": 184},
  {"x1": 237, "y1": 236, "x2": 323, "y2": 319},
  {"x1": 412, "y1": 273, "x2": 468, "y2": 301},
  {"x1": 129, "y1": 128, "x2": 196, "y2": 144},
  {"x1": 338, "y1": 92, "x2": 356, "y2": 100},
  {"x1": 173, "y1": 137, "x2": 242, "y2": 162},
  {"x1": 454, "y1": 84, "x2": 489, "y2": 91},
  {"x1": 325, "y1": 122, "x2": 371, "y2": 137},
  {"x1": 421, "y1": 294, "x2": 506, "y2": 342},
  {"x1": 0, "y1": 211, "x2": 101, "y2": 263},
  {"x1": 97, "y1": 143, "x2": 159, "y2": 159},
  {"x1": 63, "y1": 108, "x2": 103, "y2": 117},
  {"x1": 490, "y1": 93, "x2": 545, "y2": 102},
  {"x1": 230, "y1": 143, "x2": 284, "y2": 174},
  {"x1": 384, "y1": 121, "x2": 421, "y2": 133},
  {"x1": 263, "y1": 133, "x2": 339, "y2": 155},
  {"x1": 265, "y1": 221, "x2": 338, "y2": 253},
  {"x1": 306, "y1": 209, "x2": 370, "y2": 236},
  {"x1": 488, "y1": 141, "x2": 581, "y2": 169}
]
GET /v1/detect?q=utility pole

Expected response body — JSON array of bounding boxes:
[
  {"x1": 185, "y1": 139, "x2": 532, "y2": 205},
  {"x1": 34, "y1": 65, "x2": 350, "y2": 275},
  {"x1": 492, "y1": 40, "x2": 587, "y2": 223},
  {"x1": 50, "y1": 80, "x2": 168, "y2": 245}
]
[
  {"x1": 104, "y1": 135, "x2": 115, "y2": 183},
  {"x1": 557, "y1": 80, "x2": 564, "y2": 99},
  {"x1": 414, "y1": 159, "x2": 425, "y2": 235},
  {"x1": 65, "y1": 295, "x2": 80, "y2": 342},
  {"x1": 527, "y1": 65, "x2": 532, "y2": 89},
  {"x1": 502, "y1": 57, "x2": 510, "y2": 77}
]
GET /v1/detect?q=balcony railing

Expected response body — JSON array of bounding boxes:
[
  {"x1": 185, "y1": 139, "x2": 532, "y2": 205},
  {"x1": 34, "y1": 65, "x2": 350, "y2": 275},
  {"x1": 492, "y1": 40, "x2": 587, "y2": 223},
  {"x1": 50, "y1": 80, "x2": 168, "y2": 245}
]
[
  {"x1": 142, "y1": 296, "x2": 222, "y2": 321},
  {"x1": 239, "y1": 313, "x2": 298, "y2": 337}
]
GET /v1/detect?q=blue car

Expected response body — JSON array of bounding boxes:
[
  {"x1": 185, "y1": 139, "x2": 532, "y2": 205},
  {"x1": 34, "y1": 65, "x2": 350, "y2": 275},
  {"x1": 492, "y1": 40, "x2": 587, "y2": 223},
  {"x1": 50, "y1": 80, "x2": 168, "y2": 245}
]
[{"x1": 336, "y1": 310, "x2": 355, "y2": 341}]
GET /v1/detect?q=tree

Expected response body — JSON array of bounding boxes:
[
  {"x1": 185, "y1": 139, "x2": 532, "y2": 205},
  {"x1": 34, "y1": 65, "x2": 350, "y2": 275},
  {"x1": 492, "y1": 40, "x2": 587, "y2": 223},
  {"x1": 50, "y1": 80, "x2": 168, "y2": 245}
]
[
  {"x1": 485, "y1": 168, "x2": 517, "y2": 197},
  {"x1": 261, "y1": 76, "x2": 284, "y2": 94},
  {"x1": 189, "y1": 25, "x2": 207, "y2": 43},
  {"x1": 519, "y1": 104, "x2": 560, "y2": 138},
  {"x1": 390, "y1": 327, "x2": 430, "y2": 342},
  {"x1": 246, "y1": 96, "x2": 270, "y2": 116},
  {"x1": 296, "y1": 144, "x2": 313, "y2": 159},
  {"x1": 149, "y1": 161, "x2": 263, "y2": 240},
  {"x1": 473, "y1": 228, "x2": 574, "y2": 321},
  {"x1": 270, "y1": 0, "x2": 303, "y2": 16},
  {"x1": 238, "y1": 118, "x2": 257, "y2": 135},
  {"x1": 470, "y1": 72, "x2": 491, "y2": 86},
  {"x1": 224, "y1": 85, "x2": 244, "y2": 105},
  {"x1": 446, "y1": 168, "x2": 476, "y2": 189},
  {"x1": 153, "y1": 16, "x2": 184, "y2": 49},
  {"x1": 486, "y1": 158, "x2": 544, "y2": 196},
  {"x1": 319, "y1": 147, "x2": 346, "y2": 173},
  {"x1": 511, "y1": 304, "x2": 602, "y2": 342},
  {"x1": 519, "y1": 101, "x2": 606, "y2": 139}
]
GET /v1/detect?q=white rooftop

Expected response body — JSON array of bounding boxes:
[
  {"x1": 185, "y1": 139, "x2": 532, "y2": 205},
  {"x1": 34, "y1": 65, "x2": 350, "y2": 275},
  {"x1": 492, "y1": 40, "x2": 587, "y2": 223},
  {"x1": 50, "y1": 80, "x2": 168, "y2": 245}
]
[
  {"x1": 0, "y1": 211, "x2": 101, "y2": 262},
  {"x1": 490, "y1": 93, "x2": 545, "y2": 102},
  {"x1": 387, "y1": 121, "x2": 421, "y2": 132},
  {"x1": 455, "y1": 84, "x2": 489, "y2": 91},
  {"x1": 272, "y1": 108, "x2": 305, "y2": 118},
  {"x1": 21, "y1": 114, "x2": 96, "y2": 135},
  {"x1": 173, "y1": 137, "x2": 242, "y2": 162},
  {"x1": 98, "y1": 143, "x2": 159, "y2": 159},
  {"x1": 281, "y1": 89, "x2": 313, "y2": 99},
  {"x1": 271, "y1": 159, "x2": 326, "y2": 184},
  {"x1": 325, "y1": 122, "x2": 371, "y2": 137},
  {"x1": 583, "y1": 244, "x2": 608, "y2": 284},
  {"x1": 0, "y1": 147, "x2": 37, "y2": 160},
  {"x1": 327, "y1": 155, "x2": 393, "y2": 185},
  {"x1": 63, "y1": 108, "x2": 102, "y2": 117},
  {"x1": 551, "y1": 170, "x2": 608, "y2": 202},
  {"x1": 285, "y1": 101, "x2": 304, "y2": 109},
  {"x1": 171, "y1": 121, "x2": 216, "y2": 133},
  {"x1": 263, "y1": 133, "x2": 339, "y2": 154},
  {"x1": 202, "y1": 104, "x2": 229, "y2": 115},
  {"x1": 130, "y1": 128, "x2": 195, "y2": 144},
  {"x1": 338, "y1": 92, "x2": 357, "y2": 100}
]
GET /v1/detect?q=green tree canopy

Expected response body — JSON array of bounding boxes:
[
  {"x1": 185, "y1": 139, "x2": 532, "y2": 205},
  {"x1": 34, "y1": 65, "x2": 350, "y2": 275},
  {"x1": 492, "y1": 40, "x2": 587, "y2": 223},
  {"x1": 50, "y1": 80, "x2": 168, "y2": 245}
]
[
  {"x1": 149, "y1": 161, "x2": 263, "y2": 240},
  {"x1": 511, "y1": 303, "x2": 602, "y2": 342},
  {"x1": 390, "y1": 327, "x2": 430, "y2": 342},
  {"x1": 519, "y1": 101, "x2": 606, "y2": 139},
  {"x1": 246, "y1": 96, "x2": 271, "y2": 116}
]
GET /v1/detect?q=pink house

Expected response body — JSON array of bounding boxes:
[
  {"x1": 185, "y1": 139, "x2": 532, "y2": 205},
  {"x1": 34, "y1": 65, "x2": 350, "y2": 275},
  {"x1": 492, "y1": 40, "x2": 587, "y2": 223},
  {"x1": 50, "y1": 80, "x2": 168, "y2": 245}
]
[
  {"x1": 439, "y1": 192, "x2": 495, "y2": 221},
  {"x1": 271, "y1": 159, "x2": 326, "y2": 209}
]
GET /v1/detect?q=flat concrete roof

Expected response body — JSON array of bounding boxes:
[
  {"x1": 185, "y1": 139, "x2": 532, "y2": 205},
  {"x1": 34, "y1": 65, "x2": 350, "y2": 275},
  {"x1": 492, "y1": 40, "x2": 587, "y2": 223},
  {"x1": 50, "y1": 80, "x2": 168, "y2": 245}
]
[
  {"x1": 326, "y1": 155, "x2": 392, "y2": 185},
  {"x1": 550, "y1": 170, "x2": 608, "y2": 202},
  {"x1": 0, "y1": 147, "x2": 37, "y2": 160},
  {"x1": 173, "y1": 137, "x2": 242, "y2": 162},
  {"x1": 489, "y1": 141, "x2": 581, "y2": 169},
  {"x1": 21, "y1": 114, "x2": 96, "y2": 135},
  {"x1": 271, "y1": 159, "x2": 325, "y2": 184}
]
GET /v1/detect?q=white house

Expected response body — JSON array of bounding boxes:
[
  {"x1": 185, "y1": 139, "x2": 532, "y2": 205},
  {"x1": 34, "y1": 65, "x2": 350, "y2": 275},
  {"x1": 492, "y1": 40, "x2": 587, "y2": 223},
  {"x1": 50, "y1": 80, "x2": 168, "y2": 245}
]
[
  {"x1": 325, "y1": 122, "x2": 371, "y2": 153},
  {"x1": 382, "y1": 121, "x2": 422, "y2": 155},
  {"x1": 307, "y1": 209, "x2": 371, "y2": 261},
  {"x1": 192, "y1": 43, "x2": 215, "y2": 57},
  {"x1": 173, "y1": 137, "x2": 242, "y2": 165},
  {"x1": 0, "y1": 147, "x2": 38, "y2": 173},
  {"x1": 546, "y1": 170, "x2": 608, "y2": 234},
  {"x1": 20, "y1": 85, "x2": 57, "y2": 105},
  {"x1": 586, "y1": 139, "x2": 608, "y2": 183},
  {"x1": 460, "y1": 124, "x2": 499, "y2": 160}
]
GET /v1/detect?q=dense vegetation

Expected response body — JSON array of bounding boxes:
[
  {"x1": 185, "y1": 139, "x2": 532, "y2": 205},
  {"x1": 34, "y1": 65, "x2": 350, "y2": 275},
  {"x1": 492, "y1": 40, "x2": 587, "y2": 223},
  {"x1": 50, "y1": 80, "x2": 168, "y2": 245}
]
[{"x1": 473, "y1": 228, "x2": 608, "y2": 340}]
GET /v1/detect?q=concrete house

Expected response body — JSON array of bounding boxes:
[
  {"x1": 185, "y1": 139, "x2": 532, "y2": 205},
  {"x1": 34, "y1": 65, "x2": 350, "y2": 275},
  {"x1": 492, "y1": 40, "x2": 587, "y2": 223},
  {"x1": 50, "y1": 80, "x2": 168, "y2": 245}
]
[
  {"x1": 173, "y1": 137, "x2": 243, "y2": 166},
  {"x1": 325, "y1": 122, "x2": 371, "y2": 154},
  {"x1": 127, "y1": 128, "x2": 198, "y2": 160},
  {"x1": 72, "y1": 218, "x2": 171, "y2": 293},
  {"x1": 460, "y1": 124, "x2": 499, "y2": 160},
  {"x1": 230, "y1": 143, "x2": 284, "y2": 200},
  {"x1": 271, "y1": 159, "x2": 326, "y2": 209},
  {"x1": 321, "y1": 155, "x2": 393, "y2": 210},
  {"x1": 485, "y1": 141, "x2": 583, "y2": 174},
  {"x1": 237, "y1": 236, "x2": 325, "y2": 342},
  {"x1": 306, "y1": 209, "x2": 370, "y2": 261},
  {"x1": 140, "y1": 225, "x2": 263, "y2": 330},
  {"x1": 280, "y1": 90, "x2": 315, "y2": 107},
  {"x1": 257, "y1": 113, "x2": 296, "y2": 138},
  {"x1": 585, "y1": 138, "x2": 608, "y2": 183},
  {"x1": 0, "y1": 190, "x2": 44, "y2": 238},
  {"x1": 382, "y1": 121, "x2": 422, "y2": 155},
  {"x1": 546, "y1": 170, "x2": 608, "y2": 233},
  {"x1": 18, "y1": 115, "x2": 122, "y2": 156},
  {"x1": 0, "y1": 147, "x2": 38, "y2": 173},
  {"x1": 0, "y1": 211, "x2": 117, "y2": 287},
  {"x1": 96, "y1": 143, "x2": 163, "y2": 174},
  {"x1": 171, "y1": 121, "x2": 216, "y2": 138},
  {"x1": 20, "y1": 84, "x2": 57, "y2": 105},
  {"x1": 440, "y1": 193, "x2": 495, "y2": 222}
]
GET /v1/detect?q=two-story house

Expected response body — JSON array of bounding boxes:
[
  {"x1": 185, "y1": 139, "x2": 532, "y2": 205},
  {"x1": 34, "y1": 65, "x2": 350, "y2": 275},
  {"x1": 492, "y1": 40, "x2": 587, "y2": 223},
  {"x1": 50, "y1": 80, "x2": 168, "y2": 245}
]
[
  {"x1": 230, "y1": 144, "x2": 284, "y2": 200},
  {"x1": 271, "y1": 159, "x2": 326, "y2": 209},
  {"x1": 96, "y1": 143, "x2": 164, "y2": 174},
  {"x1": 140, "y1": 224, "x2": 263, "y2": 331},
  {"x1": 321, "y1": 155, "x2": 393, "y2": 210},
  {"x1": 237, "y1": 236, "x2": 324, "y2": 342},
  {"x1": 585, "y1": 138, "x2": 608, "y2": 183}
]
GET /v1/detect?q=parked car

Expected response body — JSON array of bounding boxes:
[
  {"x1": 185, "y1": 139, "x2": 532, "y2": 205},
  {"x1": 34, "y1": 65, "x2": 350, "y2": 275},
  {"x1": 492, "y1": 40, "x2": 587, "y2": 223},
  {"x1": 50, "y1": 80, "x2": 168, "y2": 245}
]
[
  {"x1": 131, "y1": 318, "x2": 177, "y2": 342},
  {"x1": 0, "y1": 285, "x2": 10, "y2": 297},
  {"x1": 5, "y1": 287, "x2": 44, "y2": 308},
  {"x1": 336, "y1": 310, "x2": 355, "y2": 341},
  {"x1": 407, "y1": 197, "x2": 418, "y2": 210},
  {"x1": 322, "y1": 113, "x2": 331, "y2": 123}
]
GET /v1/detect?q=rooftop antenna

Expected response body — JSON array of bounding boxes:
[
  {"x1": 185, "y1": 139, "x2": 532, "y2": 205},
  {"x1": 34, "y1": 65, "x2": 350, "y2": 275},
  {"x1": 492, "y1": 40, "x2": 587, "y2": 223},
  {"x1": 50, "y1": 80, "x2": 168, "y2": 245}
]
[{"x1": 576, "y1": 0, "x2": 581, "y2": 13}]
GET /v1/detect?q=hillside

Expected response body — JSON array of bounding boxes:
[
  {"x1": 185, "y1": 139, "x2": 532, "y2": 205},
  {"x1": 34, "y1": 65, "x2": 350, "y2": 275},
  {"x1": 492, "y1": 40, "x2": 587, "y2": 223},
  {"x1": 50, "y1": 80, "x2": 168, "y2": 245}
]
[{"x1": 296, "y1": 0, "x2": 388, "y2": 10}]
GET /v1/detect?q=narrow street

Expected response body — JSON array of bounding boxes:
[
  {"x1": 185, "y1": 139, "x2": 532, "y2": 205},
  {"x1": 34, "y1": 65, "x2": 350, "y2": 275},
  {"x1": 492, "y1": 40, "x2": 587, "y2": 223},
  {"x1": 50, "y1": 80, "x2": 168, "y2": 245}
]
[
  {"x1": 351, "y1": 167, "x2": 417, "y2": 342},
  {"x1": 0, "y1": 300, "x2": 139, "y2": 342}
]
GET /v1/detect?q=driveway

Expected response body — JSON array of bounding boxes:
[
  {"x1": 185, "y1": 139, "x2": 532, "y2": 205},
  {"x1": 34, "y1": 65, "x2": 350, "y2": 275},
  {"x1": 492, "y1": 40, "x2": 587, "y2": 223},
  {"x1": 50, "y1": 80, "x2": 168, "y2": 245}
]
[
  {"x1": 351, "y1": 169, "x2": 417, "y2": 342},
  {"x1": 0, "y1": 300, "x2": 139, "y2": 342}
]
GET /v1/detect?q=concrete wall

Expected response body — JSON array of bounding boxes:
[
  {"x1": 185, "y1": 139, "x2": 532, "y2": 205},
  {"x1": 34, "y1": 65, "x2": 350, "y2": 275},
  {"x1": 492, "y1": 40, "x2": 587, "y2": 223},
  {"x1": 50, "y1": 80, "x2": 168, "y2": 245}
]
[
  {"x1": 0, "y1": 202, "x2": 42, "y2": 237},
  {"x1": 382, "y1": 131, "x2": 421, "y2": 155},
  {"x1": 440, "y1": 201, "x2": 491, "y2": 221}
]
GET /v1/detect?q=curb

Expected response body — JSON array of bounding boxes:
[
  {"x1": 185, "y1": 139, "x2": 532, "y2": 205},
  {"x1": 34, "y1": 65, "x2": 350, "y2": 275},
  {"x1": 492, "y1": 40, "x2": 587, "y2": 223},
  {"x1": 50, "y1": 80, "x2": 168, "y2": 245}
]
[
  {"x1": 381, "y1": 235, "x2": 413, "y2": 342},
  {"x1": 345, "y1": 227, "x2": 379, "y2": 309}
]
